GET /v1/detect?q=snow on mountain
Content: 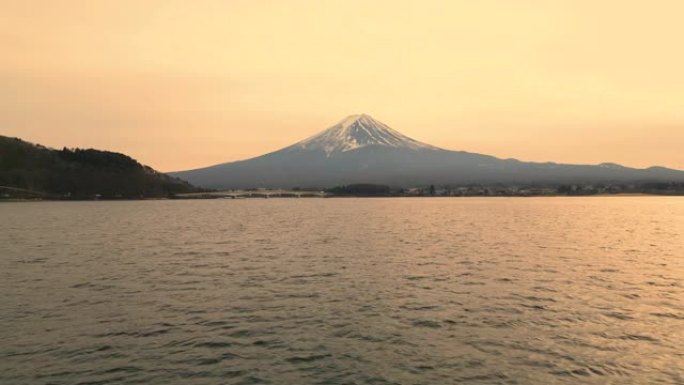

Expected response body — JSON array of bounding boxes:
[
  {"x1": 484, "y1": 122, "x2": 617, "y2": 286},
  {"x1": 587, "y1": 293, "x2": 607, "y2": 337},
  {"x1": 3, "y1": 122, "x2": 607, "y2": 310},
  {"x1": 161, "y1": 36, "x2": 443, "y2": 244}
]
[
  {"x1": 170, "y1": 114, "x2": 684, "y2": 189},
  {"x1": 288, "y1": 114, "x2": 439, "y2": 156}
]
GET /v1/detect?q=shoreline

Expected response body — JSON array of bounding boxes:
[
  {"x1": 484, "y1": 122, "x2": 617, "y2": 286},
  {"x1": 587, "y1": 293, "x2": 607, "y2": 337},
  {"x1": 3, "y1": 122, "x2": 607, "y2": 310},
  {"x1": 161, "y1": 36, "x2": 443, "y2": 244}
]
[{"x1": 2, "y1": 192, "x2": 681, "y2": 203}]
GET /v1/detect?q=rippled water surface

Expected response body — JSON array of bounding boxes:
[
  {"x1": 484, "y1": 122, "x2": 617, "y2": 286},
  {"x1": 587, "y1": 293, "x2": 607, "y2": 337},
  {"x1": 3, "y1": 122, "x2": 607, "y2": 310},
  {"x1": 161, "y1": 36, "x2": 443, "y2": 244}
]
[{"x1": 1, "y1": 198, "x2": 683, "y2": 384}]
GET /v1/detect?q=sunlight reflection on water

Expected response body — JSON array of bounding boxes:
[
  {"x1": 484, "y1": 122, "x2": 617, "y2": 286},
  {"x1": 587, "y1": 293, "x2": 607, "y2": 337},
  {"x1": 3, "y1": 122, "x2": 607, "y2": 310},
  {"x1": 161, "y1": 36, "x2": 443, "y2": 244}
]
[{"x1": 1, "y1": 197, "x2": 683, "y2": 384}]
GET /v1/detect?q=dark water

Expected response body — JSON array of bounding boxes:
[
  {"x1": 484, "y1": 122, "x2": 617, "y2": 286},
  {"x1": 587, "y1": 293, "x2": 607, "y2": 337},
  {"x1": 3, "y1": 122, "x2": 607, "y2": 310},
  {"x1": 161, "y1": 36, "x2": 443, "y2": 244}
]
[{"x1": 1, "y1": 198, "x2": 683, "y2": 385}]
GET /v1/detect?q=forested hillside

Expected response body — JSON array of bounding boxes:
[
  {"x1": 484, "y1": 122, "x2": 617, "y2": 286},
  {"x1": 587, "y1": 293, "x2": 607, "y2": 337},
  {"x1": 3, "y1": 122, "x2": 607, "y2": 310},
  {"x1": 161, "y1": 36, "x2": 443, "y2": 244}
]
[{"x1": 0, "y1": 135, "x2": 201, "y2": 199}]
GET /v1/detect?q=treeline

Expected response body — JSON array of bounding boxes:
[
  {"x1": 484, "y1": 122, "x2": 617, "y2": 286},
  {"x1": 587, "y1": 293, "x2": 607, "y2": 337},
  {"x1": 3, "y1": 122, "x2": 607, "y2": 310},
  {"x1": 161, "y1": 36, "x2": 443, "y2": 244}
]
[
  {"x1": 556, "y1": 182, "x2": 684, "y2": 196},
  {"x1": 325, "y1": 184, "x2": 391, "y2": 196},
  {"x1": 323, "y1": 182, "x2": 684, "y2": 197},
  {"x1": 0, "y1": 135, "x2": 202, "y2": 199}
]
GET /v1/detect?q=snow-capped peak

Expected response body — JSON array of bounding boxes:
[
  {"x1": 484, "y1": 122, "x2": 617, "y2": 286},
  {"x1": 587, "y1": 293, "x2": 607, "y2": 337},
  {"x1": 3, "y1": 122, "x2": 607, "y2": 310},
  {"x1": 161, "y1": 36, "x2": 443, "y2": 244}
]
[{"x1": 291, "y1": 114, "x2": 439, "y2": 156}]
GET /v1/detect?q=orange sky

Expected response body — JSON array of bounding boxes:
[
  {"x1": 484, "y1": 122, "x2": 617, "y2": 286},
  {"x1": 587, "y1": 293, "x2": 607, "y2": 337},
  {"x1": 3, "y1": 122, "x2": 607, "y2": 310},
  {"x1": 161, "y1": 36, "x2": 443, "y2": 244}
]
[{"x1": 1, "y1": 0, "x2": 683, "y2": 171}]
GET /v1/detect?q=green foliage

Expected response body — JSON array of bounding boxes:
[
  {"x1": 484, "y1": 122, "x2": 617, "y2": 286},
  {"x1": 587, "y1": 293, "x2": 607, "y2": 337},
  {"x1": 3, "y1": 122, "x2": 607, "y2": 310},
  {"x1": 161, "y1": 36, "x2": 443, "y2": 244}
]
[
  {"x1": 58, "y1": 148, "x2": 142, "y2": 170},
  {"x1": 0, "y1": 135, "x2": 201, "y2": 199},
  {"x1": 326, "y1": 183, "x2": 391, "y2": 196}
]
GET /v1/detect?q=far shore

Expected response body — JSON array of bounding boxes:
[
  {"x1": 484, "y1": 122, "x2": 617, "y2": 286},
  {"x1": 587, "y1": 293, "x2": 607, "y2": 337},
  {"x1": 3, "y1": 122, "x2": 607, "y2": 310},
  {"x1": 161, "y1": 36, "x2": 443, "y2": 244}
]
[{"x1": 2, "y1": 192, "x2": 682, "y2": 203}]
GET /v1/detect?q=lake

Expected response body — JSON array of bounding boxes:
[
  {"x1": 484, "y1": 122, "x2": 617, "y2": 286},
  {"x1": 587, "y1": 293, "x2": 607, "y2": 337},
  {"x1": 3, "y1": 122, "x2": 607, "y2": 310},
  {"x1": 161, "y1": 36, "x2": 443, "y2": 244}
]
[{"x1": 1, "y1": 197, "x2": 683, "y2": 384}]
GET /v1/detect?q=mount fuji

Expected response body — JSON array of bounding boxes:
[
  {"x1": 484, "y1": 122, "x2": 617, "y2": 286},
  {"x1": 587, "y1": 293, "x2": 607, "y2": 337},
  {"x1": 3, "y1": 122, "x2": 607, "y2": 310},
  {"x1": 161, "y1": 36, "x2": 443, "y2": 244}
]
[{"x1": 171, "y1": 114, "x2": 684, "y2": 189}]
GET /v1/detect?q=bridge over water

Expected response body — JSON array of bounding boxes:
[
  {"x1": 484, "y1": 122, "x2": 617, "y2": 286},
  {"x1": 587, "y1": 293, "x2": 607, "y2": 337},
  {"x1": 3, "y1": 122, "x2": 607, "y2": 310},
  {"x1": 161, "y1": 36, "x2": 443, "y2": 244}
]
[
  {"x1": 176, "y1": 189, "x2": 327, "y2": 199},
  {"x1": 0, "y1": 186, "x2": 50, "y2": 197}
]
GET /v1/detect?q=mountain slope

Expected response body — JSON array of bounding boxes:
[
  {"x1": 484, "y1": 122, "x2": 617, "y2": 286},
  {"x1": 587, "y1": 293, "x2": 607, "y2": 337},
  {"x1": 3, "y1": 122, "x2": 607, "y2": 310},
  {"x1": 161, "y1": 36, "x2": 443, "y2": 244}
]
[
  {"x1": 171, "y1": 115, "x2": 684, "y2": 189},
  {"x1": 289, "y1": 113, "x2": 438, "y2": 156},
  {"x1": 0, "y1": 135, "x2": 201, "y2": 198}
]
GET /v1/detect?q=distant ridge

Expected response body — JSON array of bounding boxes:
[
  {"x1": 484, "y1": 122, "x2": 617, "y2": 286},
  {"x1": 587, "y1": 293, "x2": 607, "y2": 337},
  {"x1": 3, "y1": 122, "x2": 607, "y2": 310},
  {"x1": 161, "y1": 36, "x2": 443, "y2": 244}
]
[
  {"x1": 0, "y1": 135, "x2": 201, "y2": 199},
  {"x1": 171, "y1": 114, "x2": 684, "y2": 189}
]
